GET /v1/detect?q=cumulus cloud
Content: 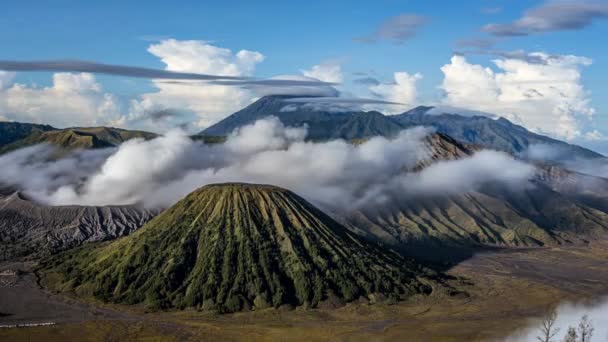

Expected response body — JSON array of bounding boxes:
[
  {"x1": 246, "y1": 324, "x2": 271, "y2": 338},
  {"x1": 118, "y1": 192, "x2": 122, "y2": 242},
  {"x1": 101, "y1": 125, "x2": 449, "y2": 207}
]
[
  {"x1": 127, "y1": 40, "x2": 340, "y2": 130},
  {"x1": 484, "y1": 1, "x2": 608, "y2": 36},
  {"x1": 128, "y1": 39, "x2": 265, "y2": 130},
  {"x1": 368, "y1": 72, "x2": 422, "y2": 113},
  {"x1": 0, "y1": 72, "x2": 123, "y2": 128},
  {"x1": 0, "y1": 117, "x2": 535, "y2": 211},
  {"x1": 356, "y1": 14, "x2": 429, "y2": 44},
  {"x1": 301, "y1": 62, "x2": 343, "y2": 83},
  {"x1": 440, "y1": 53, "x2": 595, "y2": 140}
]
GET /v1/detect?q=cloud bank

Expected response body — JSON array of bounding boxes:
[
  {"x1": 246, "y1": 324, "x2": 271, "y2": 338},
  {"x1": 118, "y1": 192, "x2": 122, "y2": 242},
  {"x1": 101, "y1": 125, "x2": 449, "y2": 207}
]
[{"x1": 0, "y1": 118, "x2": 535, "y2": 211}]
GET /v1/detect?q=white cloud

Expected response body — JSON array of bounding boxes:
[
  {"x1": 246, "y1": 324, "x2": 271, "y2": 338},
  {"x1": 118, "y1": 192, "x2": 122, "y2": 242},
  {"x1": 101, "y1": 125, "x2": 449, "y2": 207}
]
[
  {"x1": 250, "y1": 74, "x2": 339, "y2": 98},
  {"x1": 147, "y1": 39, "x2": 263, "y2": 76},
  {"x1": 584, "y1": 130, "x2": 606, "y2": 141},
  {"x1": 440, "y1": 54, "x2": 595, "y2": 140},
  {"x1": 0, "y1": 72, "x2": 123, "y2": 128},
  {"x1": 129, "y1": 39, "x2": 265, "y2": 130},
  {"x1": 368, "y1": 71, "x2": 422, "y2": 113},
  {"x1": 301, "y1": 62, "x2": 343, "y2": 83},
  {"x1": 0, "y1": 71, "x2": 15, "y2": 90},
  {"x1": 2, "y1": 117, "x2": 534, "y2": 210}
]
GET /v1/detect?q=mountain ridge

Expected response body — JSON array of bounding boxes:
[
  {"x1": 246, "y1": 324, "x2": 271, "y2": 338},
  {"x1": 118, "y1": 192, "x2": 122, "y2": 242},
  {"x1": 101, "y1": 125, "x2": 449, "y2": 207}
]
[
  {"x1": 199, "y1": 96, "x2": 603, "y2": 162},
  {"x1": 0, "y1": 126, "x2": 157, "y2": 153},
  {"x1": 0, "y1": 190, "x2": 157, "y2": 260}
]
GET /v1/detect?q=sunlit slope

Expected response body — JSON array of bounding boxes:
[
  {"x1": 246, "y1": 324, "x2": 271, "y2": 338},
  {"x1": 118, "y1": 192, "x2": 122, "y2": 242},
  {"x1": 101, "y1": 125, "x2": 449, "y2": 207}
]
[
  {"x1": 44, "y1": 183, "x2": 439, "y2": 313},
  {"x1": 0, "y1": 126, "x2": 156, "y2": 153}
]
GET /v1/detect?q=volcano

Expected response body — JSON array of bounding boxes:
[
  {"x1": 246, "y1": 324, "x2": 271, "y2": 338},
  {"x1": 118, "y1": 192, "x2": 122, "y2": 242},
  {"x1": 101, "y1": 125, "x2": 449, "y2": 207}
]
[{"x1": 44, "y1": 183, "x2": 438, "y2": 313}]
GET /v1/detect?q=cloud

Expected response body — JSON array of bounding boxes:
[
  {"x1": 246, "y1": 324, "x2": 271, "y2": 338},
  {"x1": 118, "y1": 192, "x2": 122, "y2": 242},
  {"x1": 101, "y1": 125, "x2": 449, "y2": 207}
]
[
  {"x1": 0, "y1": 72, "x2": 124, "y2": 128},
  {"x1": 279, "y1": 96, "x2": 405, "y2": 113},
  {"x1": 0, "y1": 144, "x2": 114, "y2": 193},
  {"x1": 0, "y1": 59, "x2": 247, "y2": 81},
  {"x1": 353, "y1": 77, "x2": 380, "y2": 86},
  {"x1": 246, "y1": 74, "x2": 339, "y2": 97},
  {"x1": 522, "y1": 143, "x2": 608, "y2": 177},
  {"x1": 127, "y1": 41, "x2": 340, "y2": 130},
  {"x1": 146, "y1": 39, "x2": 264, "y2": 76},
  {"x1": 0, "y1": 60, "x2": 339, "y2": 87},
  {"x1": 0, "y1": 41, "x2": 336, "y2": 131},
  {"x1": 0, "y1": 71, "x2": 15, "y2": 90},
  {"x1": 504, "y1": 298, "x2": 608, "y2": 342},
  {"x1": 301, "y1": 62, "x2": 343, "y2": 83},
  {"x1": 455, "y1": 49, "x2": 567, "y2": 64},
  {"x1": 0, "y1": 117, "x2": 535, "y2": 211},
  {"x1": 368, "y1": 72, "x2": 422, "y2": 113},
  {"x1": 356, "y1": 14, "x2": 429, "y2": 44},
  {"x1": 282, "y1": 97, "x2": 403, "y2": 105},
  {"x1": 483, "y1": 1, "x2": 608, "y2": 36},
  {"x1": 440, "y1": 53, "x2": 595, "y2": 140},
  {"x1": 128, "y1": 39, "x2": 265, "y2": 130}
]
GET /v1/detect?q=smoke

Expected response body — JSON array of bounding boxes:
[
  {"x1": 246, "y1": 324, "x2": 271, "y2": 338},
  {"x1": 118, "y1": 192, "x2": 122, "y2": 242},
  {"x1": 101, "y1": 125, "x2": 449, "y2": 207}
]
[
  {"x1": 503, "y1": 298, "x2": 608, "y2": 341},
  {"x1": 0, "y1": 117, "x2": 535, "y2": 209}
]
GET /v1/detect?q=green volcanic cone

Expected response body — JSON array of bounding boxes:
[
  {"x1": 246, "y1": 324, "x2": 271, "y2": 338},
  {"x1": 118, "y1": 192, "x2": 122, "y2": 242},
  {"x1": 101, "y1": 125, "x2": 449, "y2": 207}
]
[{"x1": 43, "y1": 183, "x2": 438, "y2": 313}]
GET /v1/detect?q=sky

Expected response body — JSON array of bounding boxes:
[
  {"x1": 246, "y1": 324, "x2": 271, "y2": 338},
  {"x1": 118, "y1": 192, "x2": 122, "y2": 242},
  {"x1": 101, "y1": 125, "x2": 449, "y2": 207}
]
[{"x1": 0, "y1": 0, "x2": 607, "y2": 152}]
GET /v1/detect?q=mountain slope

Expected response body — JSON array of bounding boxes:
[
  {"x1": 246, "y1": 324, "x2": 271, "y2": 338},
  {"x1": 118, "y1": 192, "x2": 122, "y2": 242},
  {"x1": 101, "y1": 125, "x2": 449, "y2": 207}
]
[
  {"x1": 0, "y1": 191, "x2": 157, "y2": 260},
  {"x1": 345, "y1": 183, "x2": 608, "y2": 258},
  {"x1": 201, "y1": 95, "x2": 407, "y2": 140},
  {"x1": 42, "y1": 183, "x2": 438, "y2": 312},
  {"x1": 393, "y1": 106, "x2": 603, "y2": 159},
  {"x1": 342, "y1": 135, "x2": 608, "y2": 260},
  {"x1": 0, "y1": 126, "x2": 157, "y2": 153},
  {"x1": 201, "y1": 97, "x2": 602, "y2": 164},
  {"x1": 0, "y1": 122, "x2": 56, "y2": 147},
  {"x1": 330, "y1": 111, "x2": 404, "y2": 140}
]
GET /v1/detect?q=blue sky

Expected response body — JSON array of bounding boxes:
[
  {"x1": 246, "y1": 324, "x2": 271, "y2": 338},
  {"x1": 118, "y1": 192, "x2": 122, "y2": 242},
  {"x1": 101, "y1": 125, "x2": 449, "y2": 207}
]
[{"x1": 1, "y1": 0, "x2": 607, "y2": 150}]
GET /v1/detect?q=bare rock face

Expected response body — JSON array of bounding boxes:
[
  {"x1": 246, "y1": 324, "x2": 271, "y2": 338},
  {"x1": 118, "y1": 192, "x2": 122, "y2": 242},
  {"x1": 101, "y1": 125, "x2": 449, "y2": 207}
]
[{"x1": 0, "y1": 191, "x2": 157, "y2": 260}]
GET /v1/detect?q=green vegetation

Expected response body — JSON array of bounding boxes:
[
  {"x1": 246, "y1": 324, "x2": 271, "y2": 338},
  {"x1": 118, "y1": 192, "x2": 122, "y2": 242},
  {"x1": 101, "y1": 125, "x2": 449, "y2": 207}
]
[
  {"x1": 42, "y1": 183, "x2": 439, "y2": 313},
  {"x1": 0, "y1": 121, "x2": 56, "y2": 147},
  {"x1": 0, "y1": 126, "x2": 157, "y2": 153}
]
